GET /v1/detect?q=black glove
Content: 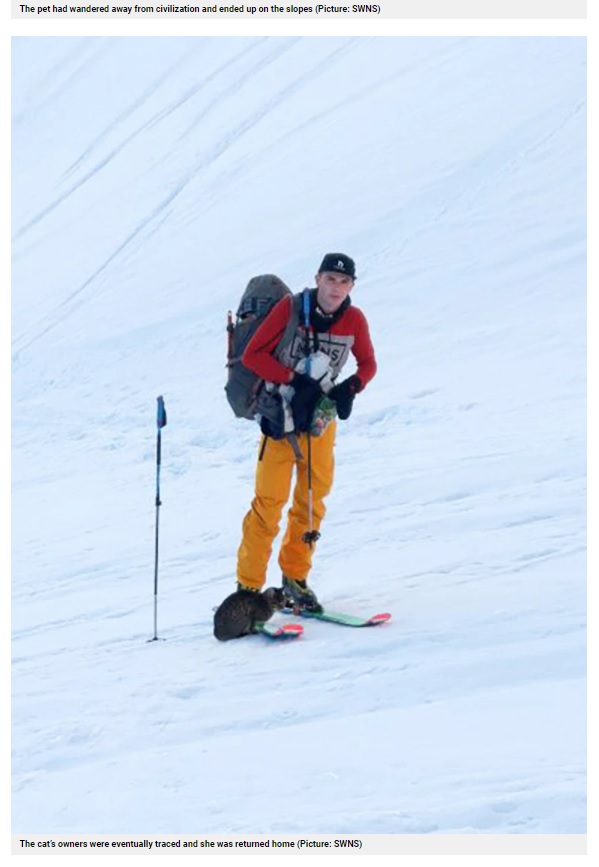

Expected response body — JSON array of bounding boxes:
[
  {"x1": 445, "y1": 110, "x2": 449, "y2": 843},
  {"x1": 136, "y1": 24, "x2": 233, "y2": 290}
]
[
  {"x1": 259, "y1": 392, "x2": 286, "y2": 439},
  {"x1": 290, "y1": 373, "x2": 324, "y2": 432},
  {"x1": 329, "y1": 375, "x2": 361, "y2": 420}
]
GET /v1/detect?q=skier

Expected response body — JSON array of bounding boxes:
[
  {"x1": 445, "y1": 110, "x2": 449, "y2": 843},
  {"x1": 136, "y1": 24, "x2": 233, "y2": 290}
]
[{"x1": 235, "y1": 253, "x2": 377, "y2": 613}]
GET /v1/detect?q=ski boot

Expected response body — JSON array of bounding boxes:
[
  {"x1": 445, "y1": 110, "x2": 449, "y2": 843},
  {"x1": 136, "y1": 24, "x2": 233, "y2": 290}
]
[{"x1": 282, "y1": 576, "x2": 323, "y2": 614}]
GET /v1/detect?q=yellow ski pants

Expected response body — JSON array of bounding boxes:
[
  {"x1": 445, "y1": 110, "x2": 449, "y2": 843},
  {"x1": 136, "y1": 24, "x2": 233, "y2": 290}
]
[{"x1": 237, "y1": 421, "x2": 336, "y2": 590}]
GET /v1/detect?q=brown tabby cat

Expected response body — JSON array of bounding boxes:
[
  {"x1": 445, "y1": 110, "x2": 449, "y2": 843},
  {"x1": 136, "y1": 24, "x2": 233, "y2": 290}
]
[{"x1": 213, "y1": 587, "x2": 287, "y2": 641}]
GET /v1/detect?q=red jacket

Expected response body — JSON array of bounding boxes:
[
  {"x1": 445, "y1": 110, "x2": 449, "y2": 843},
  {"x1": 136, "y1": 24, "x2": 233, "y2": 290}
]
[{"x1": 242, "y1": 293, "x2": 377, "y2": 388}]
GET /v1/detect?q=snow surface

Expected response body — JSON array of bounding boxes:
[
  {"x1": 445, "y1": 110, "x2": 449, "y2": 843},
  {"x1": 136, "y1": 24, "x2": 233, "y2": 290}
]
[{"x1": 11, "y1": 36, "x2": 586, "y2": 836}]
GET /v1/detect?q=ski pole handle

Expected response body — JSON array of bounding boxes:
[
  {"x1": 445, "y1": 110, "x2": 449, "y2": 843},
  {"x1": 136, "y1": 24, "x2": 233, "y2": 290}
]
[
  {"x1": 157, "y1": 395, "x2": 167, "y2": 429},
  {"x1": 150, "y1": 396, "x2": 167, "y2": 642},
  {"x1": 155, "y1": 396, "x2": 166, "y2": 506},
  {"x1": 303, "y1": 289, "x2": 311, "y2": 376}
]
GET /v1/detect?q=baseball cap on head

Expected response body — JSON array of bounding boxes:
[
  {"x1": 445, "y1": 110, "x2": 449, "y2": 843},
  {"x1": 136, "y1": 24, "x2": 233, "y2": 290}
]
[{"x1": 318, "y1": 252, "x2": 356, "y2": 279}]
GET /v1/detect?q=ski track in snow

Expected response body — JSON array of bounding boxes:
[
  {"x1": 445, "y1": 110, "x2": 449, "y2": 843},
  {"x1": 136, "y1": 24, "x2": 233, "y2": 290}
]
[
  {"x1": 13, "y1": 38, "x2": 364, "y2": 353},
  {"x1": 11, "y1": 36, "x2": 586, "y2": 836}
]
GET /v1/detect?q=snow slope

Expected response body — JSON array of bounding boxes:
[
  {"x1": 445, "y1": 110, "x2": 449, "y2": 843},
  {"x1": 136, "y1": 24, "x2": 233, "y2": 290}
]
[{"x1": 11, "y1": 36, "x2": 586, "y2": 835}]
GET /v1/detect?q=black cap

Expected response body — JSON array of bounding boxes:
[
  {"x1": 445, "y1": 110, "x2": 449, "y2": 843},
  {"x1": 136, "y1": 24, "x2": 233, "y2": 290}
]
[{"x1": 318, "y1": 253, "x2": 356, "y2": 279}]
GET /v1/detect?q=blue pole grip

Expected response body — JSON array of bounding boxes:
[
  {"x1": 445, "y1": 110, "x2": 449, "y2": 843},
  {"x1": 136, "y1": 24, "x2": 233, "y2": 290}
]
[
  {"x1": 157, "y1": 395, "x2": 167, "y2": 429},
  {"x1": 303, "y1": 288, "x2": 310, "y2": 327},
  {"x1": 303, "y1": 290, "x2": 311, "y2": 377}
]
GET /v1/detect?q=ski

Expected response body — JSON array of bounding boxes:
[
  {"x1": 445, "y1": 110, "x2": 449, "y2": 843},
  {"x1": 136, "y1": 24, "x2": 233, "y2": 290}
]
[
  {"x1": 287, "y1": 608, "x2": 391, "y2": 628},
  {"x1": 255, "y1": 622, "x2": 304, "y2": 640}
]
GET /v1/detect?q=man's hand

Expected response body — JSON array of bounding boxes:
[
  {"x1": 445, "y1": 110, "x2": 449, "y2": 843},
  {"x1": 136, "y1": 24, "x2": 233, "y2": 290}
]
[
  {"x1": 329, "y1": 374, "x2": 361, "y2": 420},
  {"x1": 291, "y1": 373, "x2": 324, "y2": 432}
]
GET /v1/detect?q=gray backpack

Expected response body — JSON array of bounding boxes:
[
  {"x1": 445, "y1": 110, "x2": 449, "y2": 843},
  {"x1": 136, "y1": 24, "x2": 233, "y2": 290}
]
[{"x1": 225, "y1": 275, "x2": 301, "y2": 423}]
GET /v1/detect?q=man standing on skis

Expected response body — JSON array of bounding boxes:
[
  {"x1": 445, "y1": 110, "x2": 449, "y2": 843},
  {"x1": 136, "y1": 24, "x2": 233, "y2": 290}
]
[{"x1": 236, "y1": 253, "x2": 377, "y2": 613}]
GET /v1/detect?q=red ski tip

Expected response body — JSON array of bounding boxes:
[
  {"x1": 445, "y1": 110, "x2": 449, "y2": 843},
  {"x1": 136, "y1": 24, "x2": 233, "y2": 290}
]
[
  {"x1": 367, "y1": 613, "x2": 392, "y2": 625},
  {"x1": 267, "y1": 622, "x2": 304, "y2": 638}
]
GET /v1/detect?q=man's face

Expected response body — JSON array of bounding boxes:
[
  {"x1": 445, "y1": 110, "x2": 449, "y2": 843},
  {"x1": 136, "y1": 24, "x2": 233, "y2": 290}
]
[{"x1": 315, "y1": 271, "x2": 354, "y2": 313}]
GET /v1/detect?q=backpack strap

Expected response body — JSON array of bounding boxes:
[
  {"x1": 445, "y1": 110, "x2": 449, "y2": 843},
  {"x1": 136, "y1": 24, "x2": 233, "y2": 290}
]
[
  {"x1": 259, "y1": 431, "x2": 303, "y2": 462},
  {"x1": 274, "y1": 293, "x2": 310, "y2": 462},
  {"x1": 286, "y1": 433, "x2": 303, "y2": 461},
  {"x1": 272, "y1": 291, "x2": 303, "y2": 364}
]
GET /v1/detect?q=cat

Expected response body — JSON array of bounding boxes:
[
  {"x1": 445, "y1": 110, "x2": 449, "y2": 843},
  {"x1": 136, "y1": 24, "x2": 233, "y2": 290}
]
[{"x1": 213, "y1": 587, "x2": 287, "y2": 641}]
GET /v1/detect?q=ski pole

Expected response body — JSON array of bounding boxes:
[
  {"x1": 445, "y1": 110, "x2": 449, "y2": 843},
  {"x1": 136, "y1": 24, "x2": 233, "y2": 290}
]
[
  {"x1": 149, "y1": 395, "x2": 167, "y2": 642},
  {"x1": 300, "y1": 290, "x2": 320, "y2": 548},
  {"x1": 303, "y1": 426, "x2": 320, "y2": 547}
]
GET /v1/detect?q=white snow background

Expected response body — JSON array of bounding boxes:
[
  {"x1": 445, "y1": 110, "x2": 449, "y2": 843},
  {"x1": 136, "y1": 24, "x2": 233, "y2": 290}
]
[{"x1": 11, "y1": 36, "x2": 586, "y2": 836}]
